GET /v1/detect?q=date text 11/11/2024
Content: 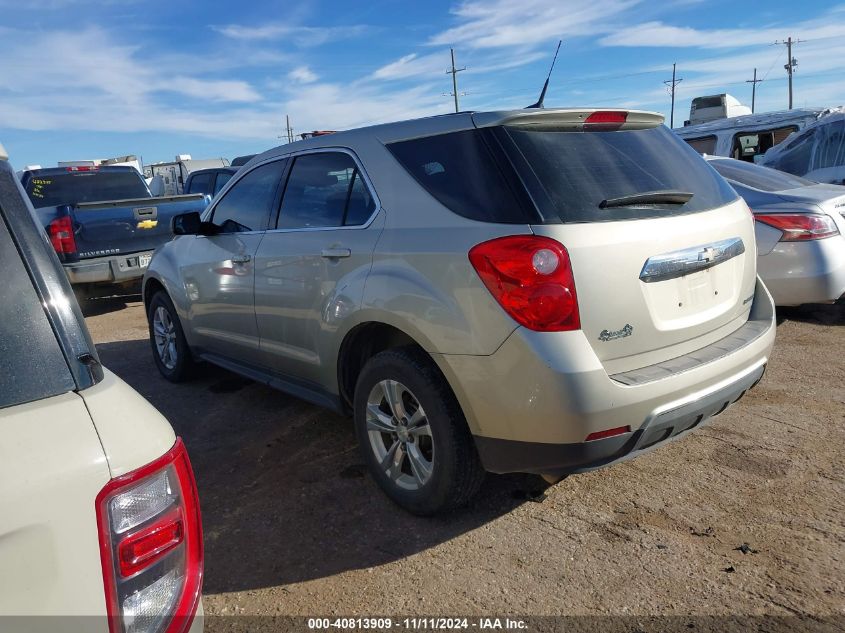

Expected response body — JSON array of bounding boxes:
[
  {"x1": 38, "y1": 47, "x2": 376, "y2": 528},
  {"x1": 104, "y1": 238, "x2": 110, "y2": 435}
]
[{"x1": 307, "y1": 618, "x2": 528, "y2": 630}]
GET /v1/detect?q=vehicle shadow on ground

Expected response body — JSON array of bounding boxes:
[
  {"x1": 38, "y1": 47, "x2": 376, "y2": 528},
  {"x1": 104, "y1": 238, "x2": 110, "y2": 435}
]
[
  {"x1": 96, "y1": 339, "x2": 544, "y2": 594},
  {"x1": 777, "y1": 303, "x2": 844, "y2": 326},
  {"x1": 79, "y1": 294, "x2": 142, "y2": 317}
]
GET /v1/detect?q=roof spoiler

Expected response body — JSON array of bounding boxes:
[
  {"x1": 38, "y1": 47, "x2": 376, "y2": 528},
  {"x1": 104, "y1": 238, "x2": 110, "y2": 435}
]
[{"x1": 472, "y1": 109, "x2": 665, "y2": 131}]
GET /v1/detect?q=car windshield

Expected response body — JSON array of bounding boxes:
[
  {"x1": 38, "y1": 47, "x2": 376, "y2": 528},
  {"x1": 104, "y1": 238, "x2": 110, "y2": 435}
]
[
  {"x1": 502, "y1": 124, "x2": 738, "y2": 222},
  {"x1": 25, "y1": 170, "x2": 150, "y2": 208},
  {"x1": 709, "y1": 158, "x2": 816, "y2": 192}
]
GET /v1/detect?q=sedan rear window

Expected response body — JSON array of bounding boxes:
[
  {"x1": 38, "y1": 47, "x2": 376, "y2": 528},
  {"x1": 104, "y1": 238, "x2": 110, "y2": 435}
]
[
  {"x1": 502, "y1": 125, "x2": 739, "y2": 223},
  {"x1": 709, "y1": 158, "x2": 816, "y2": 192},
  {"x1": 25, "y1": 170, "x2": 150, "y2": 208}
]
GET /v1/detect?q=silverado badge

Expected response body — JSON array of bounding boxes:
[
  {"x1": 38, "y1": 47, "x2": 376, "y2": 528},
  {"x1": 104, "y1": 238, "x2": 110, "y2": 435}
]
[
  {"x1": 136, "y1": 219, "x2": 158, "y2": 230},
  {"x1": 599, "y1": 324, "x2": 633, "y2": 342}
]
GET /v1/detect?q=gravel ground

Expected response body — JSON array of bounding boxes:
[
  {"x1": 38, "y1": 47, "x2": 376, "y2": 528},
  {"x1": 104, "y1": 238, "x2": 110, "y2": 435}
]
[{"x1": 83, "y1": 299, "x2": 844, "y2": 628}]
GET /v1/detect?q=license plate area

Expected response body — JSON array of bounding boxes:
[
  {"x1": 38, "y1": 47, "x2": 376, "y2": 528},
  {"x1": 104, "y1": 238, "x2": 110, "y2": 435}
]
[
  {"x1": 117, "y1": 253, "x2": 151, "y2": 271},
  {"x1": 642, "y1": 259, "x2": 742, "y2": 331}
]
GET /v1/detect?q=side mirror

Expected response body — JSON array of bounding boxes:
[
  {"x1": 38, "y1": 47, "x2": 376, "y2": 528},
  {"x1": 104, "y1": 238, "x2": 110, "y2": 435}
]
[{"x1": 172, "y1": 211, "x2": 202, "y2": 235}]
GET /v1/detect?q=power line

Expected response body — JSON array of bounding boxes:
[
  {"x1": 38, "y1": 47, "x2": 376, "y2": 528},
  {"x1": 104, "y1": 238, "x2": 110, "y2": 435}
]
[{"x1": 663, "y1": 63, "x2": 683, "y2": 128}]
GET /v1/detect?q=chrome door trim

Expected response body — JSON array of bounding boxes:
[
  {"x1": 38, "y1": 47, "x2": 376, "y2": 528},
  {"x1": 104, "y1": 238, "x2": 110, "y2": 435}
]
[{"x1": 639, "y1": 237, "x2": 745, "y2": 283}]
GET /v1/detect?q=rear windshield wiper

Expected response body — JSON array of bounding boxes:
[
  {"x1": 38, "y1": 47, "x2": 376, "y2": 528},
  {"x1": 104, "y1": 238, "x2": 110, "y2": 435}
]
[{"x1": 599, "y1": 190, "x2": 694, "y2": 209}]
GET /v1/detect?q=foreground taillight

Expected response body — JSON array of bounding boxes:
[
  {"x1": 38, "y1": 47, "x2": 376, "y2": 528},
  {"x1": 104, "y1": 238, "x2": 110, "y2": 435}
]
[
  {"x1": 469, "y1": 235, "x2": 580, "y2": 331},
  {"x1": 754, "y1": 213, "x2": 840, "y2": 241},
  {"x1": 96, "y1": 438, "x2": 202, "y2": 633},
  {"x1": 49, "y1": 215, "x2": 76, "y2": 254}
]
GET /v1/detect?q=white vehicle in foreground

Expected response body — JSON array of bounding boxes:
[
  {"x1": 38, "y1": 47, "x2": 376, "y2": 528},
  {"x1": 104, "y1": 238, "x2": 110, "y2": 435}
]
[{"x1": 0, "y1": 142, "x2": 203, "y2": 633}]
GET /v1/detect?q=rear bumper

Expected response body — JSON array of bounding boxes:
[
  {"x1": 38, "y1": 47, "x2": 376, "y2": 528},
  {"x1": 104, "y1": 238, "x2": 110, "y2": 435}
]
[
  {"x1": 758, "y1": 235, "x2": 845, "y2": 306},
  {"x1": 474, "y1": 362, "x2": 765, "y2": 475},
  {"x1": 434, "y1": 277, "x2": 776, "y2": 474},
  {"x1": 64, "y1": 251, "x2": 153, "y2": 285}
]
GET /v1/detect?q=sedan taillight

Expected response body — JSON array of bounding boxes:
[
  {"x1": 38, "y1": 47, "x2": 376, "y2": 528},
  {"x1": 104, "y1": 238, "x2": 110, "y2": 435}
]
[
  {"x1": 754, "y1": 213, "x2": 840, "y2": 241},
  {"x1": 96, "y1": 438, "x2": 202, "y2": 633}
]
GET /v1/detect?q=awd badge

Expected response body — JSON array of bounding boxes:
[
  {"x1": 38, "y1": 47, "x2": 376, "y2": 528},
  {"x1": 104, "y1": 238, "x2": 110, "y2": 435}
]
[{"x1": 599, "y1": 324, "x2": 633, "y2": 342}]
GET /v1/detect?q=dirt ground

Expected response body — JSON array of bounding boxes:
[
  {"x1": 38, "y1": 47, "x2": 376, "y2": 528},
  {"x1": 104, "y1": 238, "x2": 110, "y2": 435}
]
[{"x1": 83, "y1": 299, "x2": 844, "y2": 627}]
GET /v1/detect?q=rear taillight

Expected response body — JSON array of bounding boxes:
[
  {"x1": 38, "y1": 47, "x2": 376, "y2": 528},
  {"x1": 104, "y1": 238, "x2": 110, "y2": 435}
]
[
  {"x1": 469, "y1": 235, "x2": 580, "y2": 332},
  {"x1": 96, "y1": 438, "x2": 202, "y2": 633},
  {"x1": 754, "y1": 213, "x2": 840, "y2": 241},
  {"x1": 49, "y1": 215, "x2": 76, "y2": 254}
]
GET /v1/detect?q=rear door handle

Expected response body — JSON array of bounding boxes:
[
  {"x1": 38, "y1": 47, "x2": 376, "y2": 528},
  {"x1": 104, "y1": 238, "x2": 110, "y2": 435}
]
[
  {"x1": 321, "y1": 248, "x2": 351, "y2": 259},
  {"x1": 232, "y1": 254, "x2": 251, "y2": 264}
]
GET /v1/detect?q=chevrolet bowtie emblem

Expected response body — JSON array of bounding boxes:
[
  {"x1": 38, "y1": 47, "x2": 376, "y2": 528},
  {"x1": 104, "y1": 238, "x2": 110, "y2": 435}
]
[
  {"x1": 137, "y1": 219, "x2": 158, "y2": 230},
  {"x1": 698, "y1": 247, "x2": 717, "y2": 262}
]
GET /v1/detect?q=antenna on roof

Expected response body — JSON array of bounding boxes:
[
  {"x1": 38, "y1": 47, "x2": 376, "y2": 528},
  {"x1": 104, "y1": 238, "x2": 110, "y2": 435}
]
[{"x1": 526, "y1": 40, "x2": 562, "y2": 109}]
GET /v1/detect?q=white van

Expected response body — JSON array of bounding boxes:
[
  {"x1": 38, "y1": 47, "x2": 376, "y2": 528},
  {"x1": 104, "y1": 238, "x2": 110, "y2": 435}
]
[
  {"x1": 676, "y1": 108, "x2": 824, "y2": 163},
  {"x1": 687, "y1": 94, "x2": 752, "y2": 126}
]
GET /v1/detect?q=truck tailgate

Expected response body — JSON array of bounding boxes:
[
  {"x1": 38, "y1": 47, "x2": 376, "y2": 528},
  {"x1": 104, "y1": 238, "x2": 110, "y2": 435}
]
[{"x1": 70, "y1": 194, "x2": 206, "y2": 258}]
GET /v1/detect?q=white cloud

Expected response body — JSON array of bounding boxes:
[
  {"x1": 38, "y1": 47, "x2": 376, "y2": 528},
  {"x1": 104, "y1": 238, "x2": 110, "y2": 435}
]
[
  {"x1": 0, "y1": 25, "x2": 450, "y2": 142},
  {"x1": 0, "y1": 27, "x2": 260, "y2": 104},
  {"x1": 371, "y1": 53, "x2": 445, "y2": 81},
  {"x1": 211, "y1": 23, "x2": 367, "y2": 47},
  {"x1": 288, "y1": 66, "x2": 319, "y2": 84},
  {"x1": 428, "y1": 0, "x2": 640, "y2": 49},
  {"x1": 599, "y1": 6, "x2": 845, "y2": 48}
]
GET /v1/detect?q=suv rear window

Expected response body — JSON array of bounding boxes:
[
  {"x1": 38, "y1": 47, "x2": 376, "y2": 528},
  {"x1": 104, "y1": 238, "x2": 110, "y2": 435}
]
[
  {"x1": 0, "y1": 211, "x2": 75, "y2": 409},
  {"x1": 25, "y1": 170, "x2": 150, "y2": 208},
  {"x1": 501, "y1": 125, "x2": 739, "y2": 223},
  {"x1": 386, "y1": 130, "x2": 532, "y2": 223}
]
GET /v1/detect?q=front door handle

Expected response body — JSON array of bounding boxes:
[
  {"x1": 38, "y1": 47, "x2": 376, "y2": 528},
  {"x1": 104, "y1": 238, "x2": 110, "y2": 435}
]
[
  {"x1": 232, "y1": 254, "x2": 251, "y2": 264},
  {"x1": 321, "y1": 248, "x2": 351, "y2": 259}
]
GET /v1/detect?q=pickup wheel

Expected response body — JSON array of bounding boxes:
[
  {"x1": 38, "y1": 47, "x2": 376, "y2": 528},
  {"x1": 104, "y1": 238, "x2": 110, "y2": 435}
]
[
  {"x1": 147, "y1": 291, "x2": 195, "y2": 382},
  {"x1": 353, "y1": 347, "x2": 485, "y2": 515}
]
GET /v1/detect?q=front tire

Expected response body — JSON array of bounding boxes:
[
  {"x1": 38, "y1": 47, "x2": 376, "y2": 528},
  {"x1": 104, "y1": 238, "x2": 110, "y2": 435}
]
[
  {"x1": 353, "y1": 347, "x2": 485, "y2": 515},
  {"x1": 147, "y1": 290, "x2": 195, "y2": 382}
]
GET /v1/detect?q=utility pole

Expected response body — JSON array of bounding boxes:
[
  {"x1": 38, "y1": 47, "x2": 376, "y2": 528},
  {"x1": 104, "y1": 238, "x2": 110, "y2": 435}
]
[
  {"x1": 663, "y1": 63, "x2": 683, "y2": 128},
  {"x1": 776, "y1": 37, "x2": 799, "y2": 109},
  {"x1": 446, "y1": 48, "x2": 466, "y2": 113},
  {"x1": 746, "y1": 68, "x2": 763, "y2": 113},
  {"x1": 285, "y1": 115, "x2": 294, "y2": 143}
]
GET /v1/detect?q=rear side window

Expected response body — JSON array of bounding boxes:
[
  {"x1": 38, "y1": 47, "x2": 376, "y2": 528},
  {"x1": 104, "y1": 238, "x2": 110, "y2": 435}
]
[
  {"x1": 503, "y1": 125, "x2": 739, "y2": 223},
  {"x1": 211, "y1": 160, "x2": 286, "y2": 233},
  {"x1": 0, "y1": 211, "x2": 75, "y2": 409},
  {"x1": 187, "y1": 172, "x2": 212, "y2": 194},
  {"x1": 213, "y1": 171, "x2": 233, "y2": 195},
  {"x1": 684, "y1": 136, "x2": 717, "y2": 155},
  {"x1": 387, "y1": 130, "x2": 530, "y2": 223},
  {"x1": 25, "y1": 170, "x2": 149, "y2": 208},
  {"x1": 277, "y1": 152, "x2": 376, "y2": 229}
]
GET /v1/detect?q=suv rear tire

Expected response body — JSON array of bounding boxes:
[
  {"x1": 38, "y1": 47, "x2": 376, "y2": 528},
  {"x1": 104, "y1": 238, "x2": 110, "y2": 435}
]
[
  {"x1": 147, "y1": 291, "x2": 195, "y2": 382},
  {"x1": 353, "y1": 347, "x2": 485, "y2": 515}
]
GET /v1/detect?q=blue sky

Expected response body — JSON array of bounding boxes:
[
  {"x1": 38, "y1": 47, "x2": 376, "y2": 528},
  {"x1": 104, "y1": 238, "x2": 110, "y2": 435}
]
[{"x1": 1, "y1": 0, "x2": 844, "y2": 169}]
